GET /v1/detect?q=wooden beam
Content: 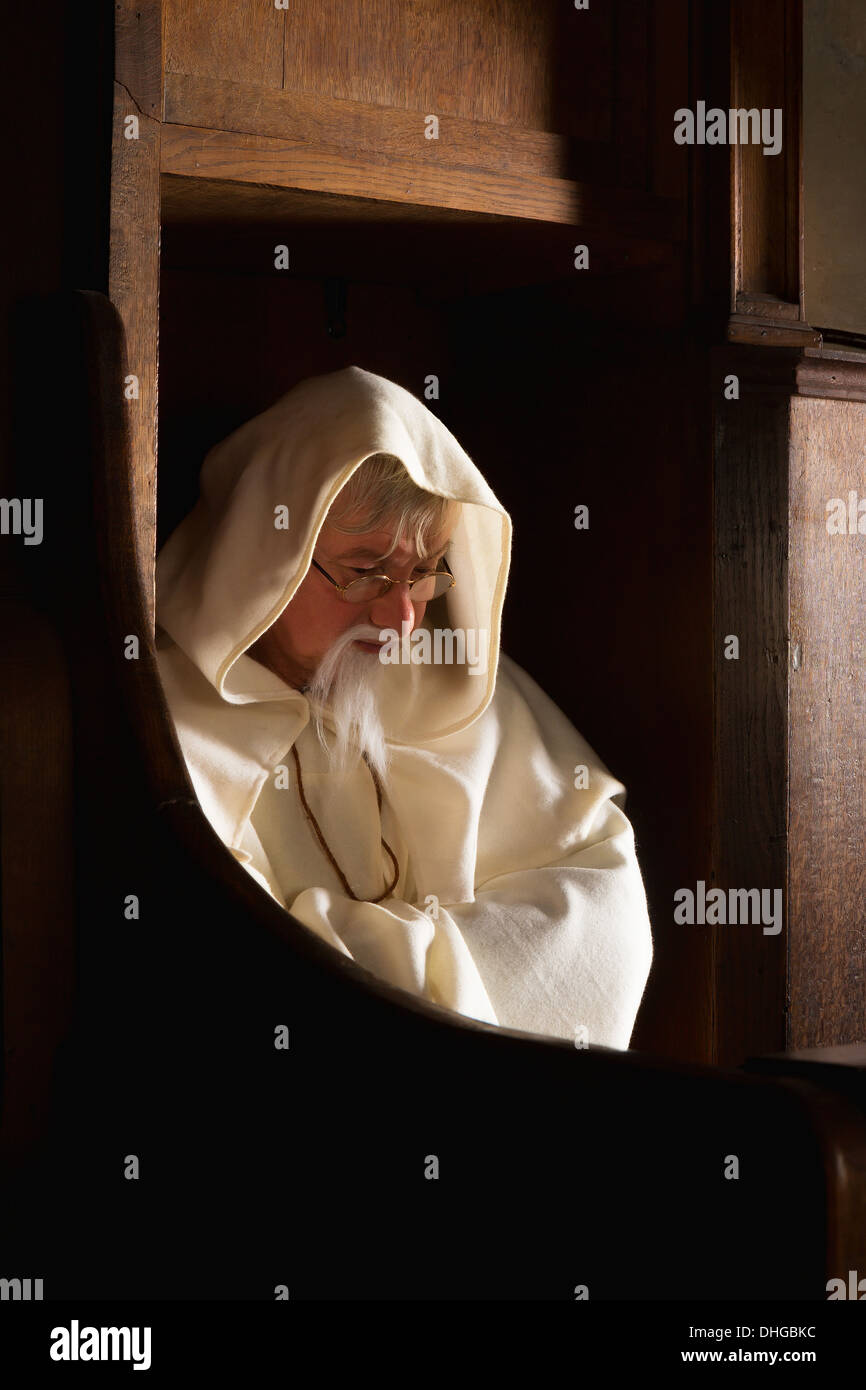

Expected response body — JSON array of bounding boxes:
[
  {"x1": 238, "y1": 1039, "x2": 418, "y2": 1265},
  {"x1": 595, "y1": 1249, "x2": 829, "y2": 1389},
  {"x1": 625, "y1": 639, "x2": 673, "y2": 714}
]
[
  {"x1": 109, "y1": 0, "x2": 163, "y2": 632},
  {"x1": 164, "y1": 72, "x2": 576, "y2": 183},
  {"x1": 160, "y1": 122, "x2": 685, "y2": 239}
]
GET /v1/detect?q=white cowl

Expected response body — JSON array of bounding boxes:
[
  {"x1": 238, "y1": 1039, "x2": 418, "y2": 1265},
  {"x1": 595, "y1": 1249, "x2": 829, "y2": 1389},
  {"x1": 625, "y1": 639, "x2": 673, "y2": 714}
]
[{"x1": 155, "y1": 365, "x2": 653, "y2": 1046}]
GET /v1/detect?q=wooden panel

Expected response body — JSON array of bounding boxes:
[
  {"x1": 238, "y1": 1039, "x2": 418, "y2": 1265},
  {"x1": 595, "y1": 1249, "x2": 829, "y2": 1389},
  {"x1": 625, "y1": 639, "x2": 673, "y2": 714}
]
[
  {"x1": 163, "y1": 2, "x2": 695, "y2": 199},
  {"x1": 280, "y1": 0, "x2": 613, "y2": 139},
  {"x1": 788, "y1": 395, "x2": 866, "y2": 1046},
  {"x1": 164, "y1": 0, "x2": 284, "y2": 88},
  {"x1": 164, "y1": 0, "x2": 617, "y2": 137},
  {"x1": 712, "y1": 351, "x2": 790, "y2": 1067},
  {"x1": 162, "y1": 0, "x2": 687, "y2": 200},
  {"x1": 160, "y1": 123, "x2": 685, "y2": 238},
  {"x1": 165, "y1": 73, "x2": 575, "y2": 182},
  {"x1": 710, "y1": 347, "x2": 866, "y2": 1061}
]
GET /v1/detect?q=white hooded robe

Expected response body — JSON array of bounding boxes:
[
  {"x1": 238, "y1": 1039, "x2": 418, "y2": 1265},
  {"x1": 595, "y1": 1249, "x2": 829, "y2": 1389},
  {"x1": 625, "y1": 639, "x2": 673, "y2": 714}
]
[{"x1": 154, "y1": 365, "x2": 653, "y2": 1047}]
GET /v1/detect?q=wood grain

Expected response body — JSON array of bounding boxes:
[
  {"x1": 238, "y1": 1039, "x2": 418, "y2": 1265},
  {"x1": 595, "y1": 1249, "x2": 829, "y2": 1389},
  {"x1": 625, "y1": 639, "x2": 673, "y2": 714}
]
[
  {"x1": 165, "y1": 0, "x2": 283, "y2": 89},
  {"x1": 278, "y1": 0, "x2": 611, "y2": 138},
  {"x1": 712, "y1": 346, "x2": 866, "y2": 1063},
  {"x1": 109, "y1": 3, "x2": 164, "y2": 632},
  {"x1": 160, "y1": 122, "x2": 685, "y2": 238},
  {"x1": 115, "y1": 0, "x2": 164, "y2": 118},
  {"x1": 165, "y1": 72, "x2": 575, "y2": 182},
  {"x1": 788, "y1": 395, "x2": 866, "y2": 1046},
  {"x1": 712, "y1": 352, "x2": 790, "y2": 1067}
]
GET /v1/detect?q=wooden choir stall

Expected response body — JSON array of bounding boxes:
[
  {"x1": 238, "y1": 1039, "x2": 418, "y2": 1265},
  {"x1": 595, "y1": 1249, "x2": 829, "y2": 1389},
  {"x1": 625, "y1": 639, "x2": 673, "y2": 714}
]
[{"x1": 1, "y1": 0, "x2": 865, "y2": 1301}]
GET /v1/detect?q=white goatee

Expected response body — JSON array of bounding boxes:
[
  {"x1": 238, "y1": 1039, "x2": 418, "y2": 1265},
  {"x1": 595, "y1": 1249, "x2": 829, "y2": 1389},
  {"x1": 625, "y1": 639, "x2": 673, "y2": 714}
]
[{"x1": 305, "y1": 621, "x2": 391, "y2": 784}]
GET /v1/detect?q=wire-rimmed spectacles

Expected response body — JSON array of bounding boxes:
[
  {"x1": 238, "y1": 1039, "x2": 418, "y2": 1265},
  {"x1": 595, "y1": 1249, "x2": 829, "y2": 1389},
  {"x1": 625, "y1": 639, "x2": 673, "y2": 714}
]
[{"x1": 311, "y1": 554, "x2": 455, "y2": 603}]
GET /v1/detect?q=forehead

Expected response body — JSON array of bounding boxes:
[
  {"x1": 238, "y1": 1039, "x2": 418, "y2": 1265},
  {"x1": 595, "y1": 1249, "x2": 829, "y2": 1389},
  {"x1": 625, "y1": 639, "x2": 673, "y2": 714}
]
[{"x1": 319, "y1": 507, "x2": 456, "y2": 562}]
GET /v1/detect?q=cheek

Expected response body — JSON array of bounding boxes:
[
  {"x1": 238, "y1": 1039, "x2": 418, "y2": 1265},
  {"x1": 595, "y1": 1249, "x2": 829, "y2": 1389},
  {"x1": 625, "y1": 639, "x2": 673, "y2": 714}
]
[{"x1": 282, "y1": 581, "x2": 353, "y2": 655}]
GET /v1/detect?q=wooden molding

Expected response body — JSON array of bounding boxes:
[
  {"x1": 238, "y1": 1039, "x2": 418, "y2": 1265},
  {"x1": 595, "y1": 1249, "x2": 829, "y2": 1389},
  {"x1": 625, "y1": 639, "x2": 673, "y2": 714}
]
[
  {"x1": 713, "y1": 342, "x2": 866, "y2": 400},
  {"x1": 795, "y1": 351, "x2": 866, "y2": 402},
  {"x1": 727, "y1": 314, "x2": 821, "y2": 347}
]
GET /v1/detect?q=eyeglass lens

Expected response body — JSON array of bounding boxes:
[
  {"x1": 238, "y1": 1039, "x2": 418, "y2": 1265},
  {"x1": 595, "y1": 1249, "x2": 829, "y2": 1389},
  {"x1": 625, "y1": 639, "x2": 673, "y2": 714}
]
[{"x1": 343, "y1": 572, "x2": 453, "y2": 603}]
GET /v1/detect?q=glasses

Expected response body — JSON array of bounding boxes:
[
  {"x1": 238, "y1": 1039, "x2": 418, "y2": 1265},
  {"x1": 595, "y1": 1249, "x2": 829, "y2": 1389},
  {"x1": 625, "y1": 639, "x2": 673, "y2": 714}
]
[{"x1": 311, "y1": 554, "x2": 455, "y2": 604}]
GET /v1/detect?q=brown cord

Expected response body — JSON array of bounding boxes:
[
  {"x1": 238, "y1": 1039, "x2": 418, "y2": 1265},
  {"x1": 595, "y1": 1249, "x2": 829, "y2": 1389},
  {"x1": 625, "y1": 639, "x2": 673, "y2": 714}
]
[{"x1": 290, "y1": 740, "x2": 399, "y2": 903}]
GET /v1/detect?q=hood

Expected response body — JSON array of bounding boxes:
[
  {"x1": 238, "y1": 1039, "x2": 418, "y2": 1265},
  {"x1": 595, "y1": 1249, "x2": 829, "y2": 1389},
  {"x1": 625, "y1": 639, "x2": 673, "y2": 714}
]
[{"x1": 155, "y1": 366, "x2": 512, "y2": 745}]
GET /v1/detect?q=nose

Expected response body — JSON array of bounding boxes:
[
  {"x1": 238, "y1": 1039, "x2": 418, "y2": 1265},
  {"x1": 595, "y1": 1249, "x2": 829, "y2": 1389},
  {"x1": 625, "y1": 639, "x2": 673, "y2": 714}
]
[{"x1": 369, "y1": 580, "x2": 417, "y2": 635}]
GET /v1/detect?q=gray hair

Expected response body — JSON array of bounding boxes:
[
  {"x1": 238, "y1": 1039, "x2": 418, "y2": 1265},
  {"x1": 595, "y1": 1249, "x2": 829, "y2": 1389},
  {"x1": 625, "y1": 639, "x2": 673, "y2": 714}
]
[{"x1": 328, "y1": 453, "x2": 458, "y2": 560}]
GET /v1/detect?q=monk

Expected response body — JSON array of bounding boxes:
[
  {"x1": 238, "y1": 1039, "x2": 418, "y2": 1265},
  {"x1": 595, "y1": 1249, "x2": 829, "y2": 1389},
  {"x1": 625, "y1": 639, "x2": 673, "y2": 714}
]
[{"x1": 155, "y1": 366, "x2": 653, "y2": 1046}]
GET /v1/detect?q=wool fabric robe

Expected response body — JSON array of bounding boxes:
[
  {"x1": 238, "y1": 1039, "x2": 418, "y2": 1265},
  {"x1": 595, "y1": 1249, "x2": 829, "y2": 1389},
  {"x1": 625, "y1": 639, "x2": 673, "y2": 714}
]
[{"x1": 155, "y1": 366, "x2": 653, "y2": 1047}]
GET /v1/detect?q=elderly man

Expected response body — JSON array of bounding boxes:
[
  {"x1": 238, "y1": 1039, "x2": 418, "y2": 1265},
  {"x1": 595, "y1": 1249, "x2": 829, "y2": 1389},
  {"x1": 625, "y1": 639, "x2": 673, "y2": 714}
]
[{"x1": 155, "y1": 366, "x2": 653, "y2": 1046}]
